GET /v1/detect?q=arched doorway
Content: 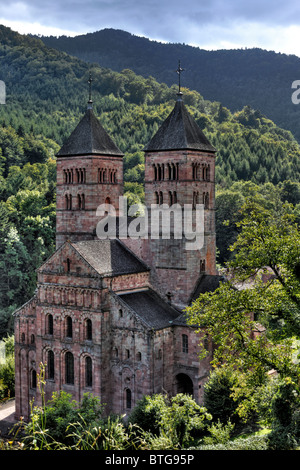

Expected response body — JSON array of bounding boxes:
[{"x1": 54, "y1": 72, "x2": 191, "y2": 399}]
[{"x1": 175, "y1": 373, "x2": 193, "y2": 396}]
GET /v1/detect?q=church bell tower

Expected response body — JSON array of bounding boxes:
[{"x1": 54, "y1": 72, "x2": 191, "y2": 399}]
[
  {"x1": 55, "y1": 76, "x2": 124, "y2": 248},
  {"x1": 141, "y1": 68, "x2": 217, "y2": 307}
]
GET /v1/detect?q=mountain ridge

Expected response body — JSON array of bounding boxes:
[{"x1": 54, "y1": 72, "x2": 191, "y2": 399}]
[{"x1": 40, "y1": 28, "x2": 300, "y2": 142}]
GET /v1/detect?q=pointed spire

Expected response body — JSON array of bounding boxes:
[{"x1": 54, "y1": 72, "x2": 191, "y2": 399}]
[
  {"x1": 144, "y1": 92, "x2": 215, "y2": 153},
  {"x1": 144, "y1": 60, "x2": 215, "y2": 153},
  {"x1": 57, "y1": 108, "x2": 123, "y2": 157}
]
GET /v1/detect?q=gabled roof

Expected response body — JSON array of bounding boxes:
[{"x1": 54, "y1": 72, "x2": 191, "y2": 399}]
[
  {"x1": 144, "y1": 94, "x2": 216, "y2": 153},
  {"x1": 118, "y1": 288, "x2": 181, "y2": 330},
  {"x1": 71, "y1": 239, "x2": 149, "y2": 277},
  {"x1": 57, "y1": 107, "x2": 123, "y2": 157}
]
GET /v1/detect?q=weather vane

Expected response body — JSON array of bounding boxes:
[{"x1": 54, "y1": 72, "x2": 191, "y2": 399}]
[{"x1": 176, "y1": 60, "x2": 184, "y2": 94}]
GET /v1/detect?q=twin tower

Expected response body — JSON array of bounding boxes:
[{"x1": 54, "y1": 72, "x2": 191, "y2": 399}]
[{"x1": 55, "y1": 91, "x2": 217, "y2": 308}]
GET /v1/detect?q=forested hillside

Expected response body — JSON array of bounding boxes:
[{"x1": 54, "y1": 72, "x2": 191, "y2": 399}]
[
  {"x1": 0, "y1": 24, "x2": 300, "y2": 338},
  {"x1": 41, "y1": 28, "x2": 300, "y2": 142}
]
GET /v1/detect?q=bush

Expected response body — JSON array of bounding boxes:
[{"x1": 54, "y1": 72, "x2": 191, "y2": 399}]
[
  {"x1": 266, "y1": 379, "x2": 300, "y2": 450},
  {"x1": 202, "y1": 419, "x2": 235, "y2": 446},
  {"x1": 128, "y1": 394, "x2": 168, "y2": 435},
  {"x1": 203, "y1": 367, "x2": 240, "y2": 425},
  {"x1": 23, "y1": 390, "x2": 105, "y2": 447},
  {"x1": 66, "y1": 416, "x2": 145, "y2": 450},
  {"x1": 129, "y1": 393, "x2": 211, "y2": 448},
  {"x1": 0, "y1": 336, "x2": 15, "y2": 399},
  {"x1": 159, "y1": 394, "x2": 211, "y2": 448},
  {"x1": 191, "y1": 434, "x2": 268, "y2": 450}
]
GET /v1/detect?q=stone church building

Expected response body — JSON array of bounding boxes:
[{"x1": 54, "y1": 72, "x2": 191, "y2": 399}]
[{"x1": 14, "y1": 89, "x2": 221, "y2": 421}]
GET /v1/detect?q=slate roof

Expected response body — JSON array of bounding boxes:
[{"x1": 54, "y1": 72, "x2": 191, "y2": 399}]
[
  {"x1": 189, "y1": 274, "x2": 223, "y2": 303},
  {"x1": 71, "y1": 239, "x2": 149, "y2": 277},
  {"x1": 118, "y1": 288, "x2": 182, "y2": 329},
  {"x1": 57, "y1": 107, "x2": 123, "y2": 157},
  {"x1": 144, "y1": 95, "x2": 216, "y2": 153}
]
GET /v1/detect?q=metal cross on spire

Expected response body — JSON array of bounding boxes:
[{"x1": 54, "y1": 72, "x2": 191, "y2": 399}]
[
  {"x1": 176, "y1": 60, "x2": 184, "y2": 94},
  {"x1": 87, "y1": 72, "x2": 93, "y2": 108}
]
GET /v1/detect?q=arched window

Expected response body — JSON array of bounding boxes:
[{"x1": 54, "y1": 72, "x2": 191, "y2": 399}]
[
  {"x1": 182, "y1": 334, "x2": 189, "y2": 353},
  {"x1": 66, "y1": 258, "x2": 71, "y2": 273},
  {"x1": 125, "y1": 389, "x2": 132, "y2": 409},
  {"x1": 85, "y1": 318, "x2": 92, "y2": 340},
  {"x1": 48, "y1": 350, "x2": 55, "y2": 380},
  {"x1": 203, "y1": 192, "x2": 209, "y2": 209},
  {"x1": 31, "y1": 370, "x2": 37, "y2": 389},
  {"x1": 104, "y1": 196, "x2": 111, "y2": 215},
  {"x1": 65, "y1": 352, "x2": 74, "y2": 384},
  {"x1": 48, "y1": 314, "x2": 53, "y2": 335},
  {"x1": 200, "y1": 259, "x2": 206, "y2": 272},
  {"x1": 85, "y1": 356, "x2": 92, "y2": 387},
  {"x1": 66, "y1": 316, "x2": 72, "y2": 338},
  {"x1": 136, "y1": 352, "x2": 142, "y2": 361},
  {"x1": 65, "y1": 194, "x2": 72, "y2": 210}
]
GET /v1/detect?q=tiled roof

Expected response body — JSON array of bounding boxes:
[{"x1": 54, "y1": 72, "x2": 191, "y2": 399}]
[
  {"x1": 144, "y1": 95, "x2": 216, "y2": 153},
  {"x1": 118, "y1": 288, "x2": 182, "y2": 329},
  {"x1": 57, "y1": 107, "x2": 123, "y2": 157},
  {"x1": 71, "y1": 239, "x2": 149, "y2": 276}
]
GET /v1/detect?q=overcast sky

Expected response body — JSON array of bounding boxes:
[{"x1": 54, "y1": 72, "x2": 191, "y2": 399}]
[{"x1": 1, "y1": 0, "x2": 300, "y2": 56}]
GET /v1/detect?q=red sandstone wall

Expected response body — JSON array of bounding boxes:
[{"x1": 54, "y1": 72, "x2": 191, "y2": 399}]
[{"x1": 56, "y1": 154, "x2": 123, "y2": 248}]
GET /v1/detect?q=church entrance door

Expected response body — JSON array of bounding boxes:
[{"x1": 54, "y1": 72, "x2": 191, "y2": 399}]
[{"x1": 175, "y1": 373, "x2": 193, "y2": 396}]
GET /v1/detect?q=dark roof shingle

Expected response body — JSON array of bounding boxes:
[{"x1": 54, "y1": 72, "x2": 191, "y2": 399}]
[
  {"x1": 72, "y1": 239, "x2": 149, "y2": 276},
  {"x1": 144, "y1": 96, "x2": 216, "y2": 153},
  {"x1": 57, "y1": 107, "x2": 123, "y2": 157},
  {"x1": 190, "y1": 274, "x2": 223, "y2": 303},
  {"x1": 118, "y1": 288, "x2": 181, "y2": 329}
]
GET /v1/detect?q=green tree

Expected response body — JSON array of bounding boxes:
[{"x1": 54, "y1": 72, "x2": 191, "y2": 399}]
[
  {"x1": 159, "y1": 394, "x2": 211, "y2": 448},
  {"x1": 186, "y1": 198, "x2": 300, "y2": 395}
]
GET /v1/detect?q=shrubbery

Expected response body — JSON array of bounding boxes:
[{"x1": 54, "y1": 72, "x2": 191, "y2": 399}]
[{"x1": 0, "y1": 335, "x2": 15, "y2": 400}]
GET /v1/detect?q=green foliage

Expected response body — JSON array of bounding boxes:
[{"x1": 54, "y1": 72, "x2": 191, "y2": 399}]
[
  {"x1": 66, "y1": 416, "x2": 145, "y2": 450},
  {"x1": 0, "y1": 335, "x2": 15, "y2": 399},
  {"x1": 203, "y1": 367, "x2": 240, "y2": 425},
  {"x1": 192, "y1": 434, "x2": 269, "y2": 450},
  {"x1": 186, "y1": 196, "x2": 300, "y2": 424},
  {"x1": 158, "y1": 394, "x2": 211, "y2": 448},
  {"x1": 267, "y1": 378, "x2": 300, "y2": 450},
  {"x1": 129, "y1": 393, "x2": 211, "y2": 448},
  {"x1": 202, "y1": 419, "x2": 235, "y2": 445},
  {"x1": 25, "y1": 390, "x2": 104, "y2": 446},
  {"x1": 128, "y1": 393, "x2": 167, "y2": 435}
]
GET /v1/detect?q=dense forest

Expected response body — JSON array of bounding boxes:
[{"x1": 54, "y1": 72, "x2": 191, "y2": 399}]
[
  {"x1": 0, "y1": 23, "x2": 300, "y2": 339},
  {"x1": 40, "y1": 28, "x2": 300, "y2": 142}
]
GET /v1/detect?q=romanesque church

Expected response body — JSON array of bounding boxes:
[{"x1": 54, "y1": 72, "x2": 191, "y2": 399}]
[{"x1": 14, "y1": 88, "x2": 221, "y2": 421}]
